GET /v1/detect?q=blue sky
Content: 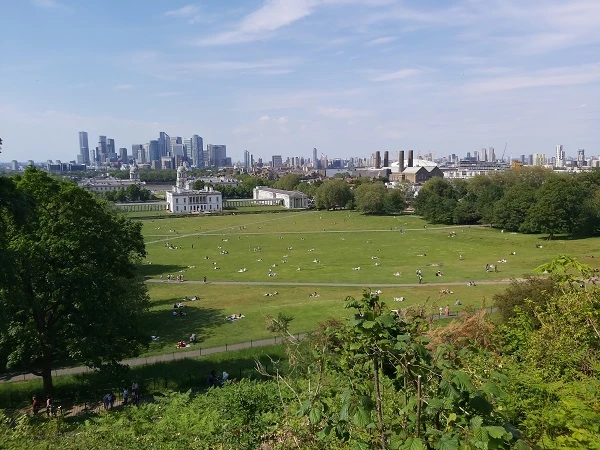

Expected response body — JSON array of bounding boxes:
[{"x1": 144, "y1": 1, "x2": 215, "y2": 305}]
[{"x1": 1, "y1": 0, "x2": 599, "y2": 163}]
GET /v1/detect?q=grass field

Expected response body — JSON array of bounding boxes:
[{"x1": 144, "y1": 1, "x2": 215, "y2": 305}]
[{"x1": 135, "y1": 210, "x2": 600, "y2": 356}]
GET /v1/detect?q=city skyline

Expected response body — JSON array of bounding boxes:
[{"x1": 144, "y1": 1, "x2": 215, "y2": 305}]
[{"x1": 1, "y1": 0, "x2": 599, "y2": 162}]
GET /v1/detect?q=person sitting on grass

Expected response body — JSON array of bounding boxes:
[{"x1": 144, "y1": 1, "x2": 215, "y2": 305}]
[{"x1": 189, "y1": 333, "x2": 197, "y2": 343}]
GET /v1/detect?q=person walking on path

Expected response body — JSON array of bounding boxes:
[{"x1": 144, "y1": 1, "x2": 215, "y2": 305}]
[{"x1": 32, "y1": 396, "x2": 40, "y2": 415}]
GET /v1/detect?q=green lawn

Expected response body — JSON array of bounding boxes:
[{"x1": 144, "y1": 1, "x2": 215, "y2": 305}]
[
  {"x1": 140, "y1": 282, "x2": 501, "y2": 356},
  {"x1": 140, "y1": 210, "x2": 600, "y2": 284},
  {"x1": 134, "y1": 210, "x2": 600, "y2": 356}
]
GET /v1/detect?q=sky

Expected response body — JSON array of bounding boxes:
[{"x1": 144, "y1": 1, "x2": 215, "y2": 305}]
[{"x1": 1, "y1": 0, "x2": 599, "y2": 163}]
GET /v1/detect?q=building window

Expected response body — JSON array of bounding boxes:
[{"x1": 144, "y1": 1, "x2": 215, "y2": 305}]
[{"x1": 176, "y1": 198, "x2": 179, "y2": 204}]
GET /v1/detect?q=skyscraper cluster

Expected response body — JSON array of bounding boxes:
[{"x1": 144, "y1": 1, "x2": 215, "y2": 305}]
[{"x1": 77, "y1": 131, "x2": 228, "y2": 169}]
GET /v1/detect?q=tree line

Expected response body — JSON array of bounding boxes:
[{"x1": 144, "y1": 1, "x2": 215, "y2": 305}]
[
  {"x1": 414, "y1": 167, "x2": 600, "y2": 237},
  {"x1": 104, "y1": 184, "x2": 154, "y2": 202}
]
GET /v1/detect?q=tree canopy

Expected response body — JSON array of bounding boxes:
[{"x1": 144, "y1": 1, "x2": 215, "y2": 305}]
[
  {"x1": 414, "y1": 168, "x2": 600, "y2": 237},
  {"x1": 0, "y1": 168, "x2": 149, "y2": 394}
]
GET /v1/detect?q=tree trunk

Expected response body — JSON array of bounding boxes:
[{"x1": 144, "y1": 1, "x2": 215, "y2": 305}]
[
  {"x1": 373, "y1": 353, "x2": 386, "y2": 450},
  {"x1": 41, "y1": 359, "x2": 54, "y2": 396}
]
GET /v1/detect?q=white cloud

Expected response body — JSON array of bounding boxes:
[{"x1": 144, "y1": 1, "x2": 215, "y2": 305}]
[
  {"x1": 317, "y1": 106, "x2": 373, "y2": 119},
  {"x1": 197, "y1": 0, "x2": 317, "y2": 45},
  {"x1": 365, "y1": 36, "x2": 396, "y2": 46},
  {"x1": 464, "y1": 63, "x2": 600, "y2": 94},
  {"x1": 259, "y1": 115, "x2": 270, "y2": 122},
  {"x1": 165, "y1": 4, "x2": 200, "y2": 18},
  {"x1": 32, "y1": 0, "x2": 60, "y2": 8},
  {"x1": 32, "y1": 0, "x2": 71, "y2": 11},
  {"x1": 278, "y1": 116, "x2": 289, "y2": 124},
  {"x1": 164, "y1": 4, "x2": 212, "y2": 24},
  {"x1": 370, "y1": 69, "x2": 421, "y2": 82}
]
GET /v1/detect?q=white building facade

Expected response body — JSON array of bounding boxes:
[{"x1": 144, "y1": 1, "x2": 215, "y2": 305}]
[
  {"x1": 253, "y1": 187, "x2": 310, "y2": 209},
  {"x1": 78, "y1": 165, "x2": 145, "y2": 194},
  {"x1": 166, "y1": 163, "x2": 223, "y2": 213}
]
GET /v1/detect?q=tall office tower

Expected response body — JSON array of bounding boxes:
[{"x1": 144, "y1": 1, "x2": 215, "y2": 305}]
[
  {"x1": 158, "y1": 132, "x2": 170, "y2": 157},
  {"x1": 481, "y1": 147, "x2": 488, "y2": 162},
  {"x1": 520, "y1": 155, "x2": 526, "y2": 164},
  {"x1": 97, "y1": 136, "x2": 107, "y2": 161},
  {"x1": 243, "y1": 150, "x2": 250, "y2": 169},
  {"x1": 136, "y1": 145, "x2": 147, "y2": 164},
  {"x1": 78, "y1": 131, "x2": 90, "y2": 165},
  {"x1": 171, "y1": 144, "x2": 185, "y2": 158},
  {"x1": 190, "y1": 135, "x2": 203, "y2": 167},
  {"x1": 131, "y1": 144, "x2": 143, "y2": 162},
  {"x1": 489, "y1": 147, "x2": 495, "y2": 162},
  {"x1": 119, "y1": 148, "x2": 128, "y2": 162},
  {"x1": 555, "y1": 144, "x2": 565, "y2": 168},
  {"x1": 169, "y1": 136, "x2": 182, "y2": 155},
  {"x1": 313, "y1": 147, "x2": 318, "y2": 169},
  {"x1": 528, "y1": 154, "x2": 534, "y2": 166},
  {"x1": 183, "y1": 138, "x2": 192, "y2": 159},
  {"x1": 107, "y1": 138, "x2": 116, "y2": 155},
  {"x1": 11, "y1": 160, "x2": 18, "y2": 171},
  {"x1": 473, "y1": 150, "x2": 479, "y2": 161},
  {"x1": 272, "y1": 155, "x2": 283, "y2": 168},
  {"x1": 148, "y1": 140, "x2": 160, "y2": 163},
  {"x1": 533, "y1": 153, "x2": 547, "y2": 166},
  {"x1": 207, "y1": 144, "x2": 227, "y2": 167},
  {"x1": 577, "y1": 149, "x2": 585, "y2": 167}
]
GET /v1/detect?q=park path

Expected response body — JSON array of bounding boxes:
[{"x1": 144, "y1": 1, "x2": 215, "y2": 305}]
[
  {"x1": 0, "y1": 335, "x2": 298, "y2": 383},
  {"x1": 146, "y1": 279, "x2": 516, "y2": 287}
]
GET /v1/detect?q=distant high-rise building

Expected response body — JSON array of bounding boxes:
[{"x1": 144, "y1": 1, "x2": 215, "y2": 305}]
[
  {"x1": 78, "y1": 131, "x2": 90, "y2": 165},
  {"x1": 158, "y1": 132, "x2": 170, "y2": 157},
  {"x1": 489, "y1": 147, "x2": 495, "y2": 162},
  {"x1": 577, "y1": 149, "x2": 585, "y2": 167},
  {"x1": 119, "y1": 147, "x2": 128, "y2": 162},
  {"x1": 190, "y1": 135, "x2": 203, "y2": 167},
  {"x1": 11, "y1": 160, "x2": 18, "y2": 171},
  {"x1": 533, "y1": 153, "x2": 547, "y2": 166},
  {"x1": 132, "y1": 144, "x2": 143, "y2": 162},
  {"x1": 313, "y1": 147, "x2": 318, "y2": 169},
  {"x1": 555, "y1": 145, "x2": 565, "y2": 168},
  {"x1": 272, "y1": 155, "x2": 283, "y2": 168},
  {"x1": 172, "y1": 144, "x2": 185, "y2": 158},
  {"x1": 169, "y1": 136, "x2": 182, "y2": 155},
  {"x1": 183, "y1": 138, "x2": 192, "y2": 160},
  {"x1": 107, "y1": 138, "x2": 116, "y2": 155},
  {"x1": 243, "y1": 150, "x2": 250, "y2": 169},
  {"x1": 207, "y1": 144, "x2": 227, "y2": 167},
  {"x1": 149, "y1": 140, "x2": 160, "y2": 163},
  {"x1": 97, "y1": 136, "x2": 107, "y2": 161},
  {"x1": 481, "y1": 147, "x2": 487, "y2": 162}
]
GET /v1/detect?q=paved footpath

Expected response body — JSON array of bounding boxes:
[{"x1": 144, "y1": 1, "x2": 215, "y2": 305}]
[
  {"x1": 0, "y1": 335, "x2": 300, "y2": 383},
  {"x1": 147, "y1": 279, "x2": 516, "y2": 287}
]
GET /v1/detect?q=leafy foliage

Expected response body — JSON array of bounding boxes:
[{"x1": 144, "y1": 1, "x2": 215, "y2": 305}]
[{"x1": 0, "y1": 168, "x2": 149, "y2": 394}]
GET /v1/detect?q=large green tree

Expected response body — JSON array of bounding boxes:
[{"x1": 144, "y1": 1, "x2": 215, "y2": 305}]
[
  {"x1": 523, "y1": 177, "x2": 596, "y2": 237},
  {"x1": 274, "y1": 173, "x2": 302, "y2": 191},
  {"x1": 0, "y1": 168, "x2": 149, "y2": 394},
  {"x1": 314, "y1": 179, "x2": 352, "y2": 210},
  {"x1": 354, "y1": 182, "x2": 387, "y2": 215}
]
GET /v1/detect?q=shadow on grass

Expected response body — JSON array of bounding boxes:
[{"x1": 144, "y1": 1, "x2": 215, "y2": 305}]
[
  {"x1": 0, "y1": 345, "x2": 289, "y2": 413},
  {"x1": 138, "y1": 263, "x2": 188, "y2": 278},
  {"x1": 141, "y1": 304, "x2": 225, "y2": 348}
]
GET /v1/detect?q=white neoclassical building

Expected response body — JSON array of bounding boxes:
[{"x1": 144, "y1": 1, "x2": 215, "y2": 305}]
[
  {"x1": 166, "y1": 163, "x2": 223, "y2": 213},
  {"x1": 78, "y1": 165, "x2": 145, "y2": 194},
  {"x1": 253, "y1": 186, "x2": 310, "y2": 209}
]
